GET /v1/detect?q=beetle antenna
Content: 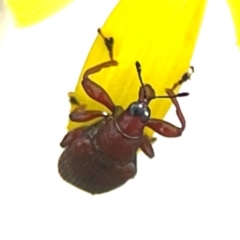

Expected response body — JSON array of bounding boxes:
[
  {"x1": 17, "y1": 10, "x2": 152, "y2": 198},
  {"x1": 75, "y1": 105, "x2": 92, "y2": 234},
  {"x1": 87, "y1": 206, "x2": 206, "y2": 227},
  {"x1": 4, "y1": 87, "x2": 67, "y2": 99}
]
[
  {"x1": 154, "y1": 92, "x2": 189, "y2": 99},
  {"x1": 135, "y1": 61, "x2": 147, "y2": 99},
  {"x1": 172, "y1": 66, "x2": 194, "y2": 91}
]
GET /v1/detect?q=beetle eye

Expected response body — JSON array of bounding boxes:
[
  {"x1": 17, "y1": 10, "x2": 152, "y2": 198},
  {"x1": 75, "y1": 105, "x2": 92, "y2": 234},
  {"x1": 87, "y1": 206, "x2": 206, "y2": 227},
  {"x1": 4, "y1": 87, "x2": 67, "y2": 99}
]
[{"x1": 129, "y1": 102, "x2": 150, "y2": 122}]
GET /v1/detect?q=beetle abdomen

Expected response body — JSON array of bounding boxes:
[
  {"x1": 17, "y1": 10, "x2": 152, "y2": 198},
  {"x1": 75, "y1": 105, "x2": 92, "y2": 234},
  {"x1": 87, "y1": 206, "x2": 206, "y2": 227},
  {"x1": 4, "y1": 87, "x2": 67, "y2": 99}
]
[{"x1": 58, "y1": 137, "x2": 137, "y2": 194}]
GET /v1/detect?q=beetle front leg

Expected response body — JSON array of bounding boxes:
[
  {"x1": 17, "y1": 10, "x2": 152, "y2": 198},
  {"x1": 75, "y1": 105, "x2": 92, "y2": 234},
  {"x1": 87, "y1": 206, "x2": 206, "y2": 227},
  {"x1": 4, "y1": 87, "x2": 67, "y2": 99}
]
[
  {"x1": 82, "y1": 29, "x2": 119, "y2": 113},
  {"x1": 146, "y1": 89, "x2": 186, "y2": 137},
  {"x1": 82, "y1": 61, "x2": 118, "y2": 113},
  {"x1": 145, "y1": 65, "x2": 193, "y2": 137}
]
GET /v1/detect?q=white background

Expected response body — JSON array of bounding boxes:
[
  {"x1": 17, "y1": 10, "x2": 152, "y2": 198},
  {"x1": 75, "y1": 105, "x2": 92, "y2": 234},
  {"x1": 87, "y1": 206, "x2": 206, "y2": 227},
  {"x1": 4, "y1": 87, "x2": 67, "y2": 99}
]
[{"x1": 0, "y1": 0, "x2": 240, "y2": 239}]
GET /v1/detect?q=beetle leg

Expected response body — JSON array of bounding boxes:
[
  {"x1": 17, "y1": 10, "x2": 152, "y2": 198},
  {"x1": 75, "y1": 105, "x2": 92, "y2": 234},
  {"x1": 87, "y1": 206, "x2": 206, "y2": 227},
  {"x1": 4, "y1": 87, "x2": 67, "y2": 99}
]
[
  {"x1": 171, "y1": 66, "x2": 194, "y2": 91},
  {"x1": 146, "y1": 118, "x2": 184, "y2": 137},
  {"x1": 116, "y1": 162, "x2": 137, "y2": 179},
  {"x1": 98, "y1": 28, "x2": 114, "y2": 60},
  {"x1": 81, "y1": 29, "x2": 119, "y2": 112},
  {"x1": 68, "y1": 92, "x2": 81, "y2": 106},
  {"x1": 83, "y1": 28, "x2": 117, "y2": 78},
  {"x1": 82, "y1": 49, "x2": 118, "y2": 112},
  {"x1": 146, "y1": 67, "x2": 192, "y2": 137},
  {"x1": 82, "y1": 65, "x2": 117, "y2": 113},
  {"x1": 70, "y1": 109, "x2": 108, "y2": 122},
  {"x1": 60, "y1": 127, "x2": 84, "y2": 148},
  {"x1": 140, "y1": 135, "x2": 155, "y2": 158},
  {"x1": 166, "y1": 87, "x2": 185, "y2": 131},
  {"x1": 83, "y1": 60, "x2": 118, "y2": 79},
  {"x1": 122, "y1": 162, "x2": 137, "y2": 179},
  {"x1": 146, "y1": 88, "x2": 186, "y2": 137}
]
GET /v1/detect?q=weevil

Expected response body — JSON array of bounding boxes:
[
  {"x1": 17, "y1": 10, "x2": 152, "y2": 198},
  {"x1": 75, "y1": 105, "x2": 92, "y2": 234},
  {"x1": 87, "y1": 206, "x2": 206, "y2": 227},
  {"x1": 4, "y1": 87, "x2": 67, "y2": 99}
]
[{"x1": 58, "y1": 29, "x2": 193, "y2": 194}]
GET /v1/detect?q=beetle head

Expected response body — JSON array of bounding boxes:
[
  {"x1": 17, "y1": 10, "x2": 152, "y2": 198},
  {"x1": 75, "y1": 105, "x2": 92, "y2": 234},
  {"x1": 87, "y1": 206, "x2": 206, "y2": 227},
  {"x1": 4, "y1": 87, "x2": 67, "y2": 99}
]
[
  {"x1": 113, "y1": 64, "x2": 155, "y2": 138},
  {"x1": 124, "y1": 83, "x2": 155, "y2": 124},
  {"x1": 128, "y1": 101, "x2": 151, "y2": 123}
]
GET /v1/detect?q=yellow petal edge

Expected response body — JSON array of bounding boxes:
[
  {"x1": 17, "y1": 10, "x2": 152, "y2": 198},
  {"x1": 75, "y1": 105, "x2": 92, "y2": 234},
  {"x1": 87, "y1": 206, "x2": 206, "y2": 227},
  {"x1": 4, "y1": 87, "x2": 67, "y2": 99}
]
[
  {"x1": 6, "y1": 0, "x2": 73, "y2": 26},
  {"x1": 227, "y1": 0, "x2": 240, "y2": 47},
  {"x1": 68, "y1": 0, "x2": 207, "y2": 137}
]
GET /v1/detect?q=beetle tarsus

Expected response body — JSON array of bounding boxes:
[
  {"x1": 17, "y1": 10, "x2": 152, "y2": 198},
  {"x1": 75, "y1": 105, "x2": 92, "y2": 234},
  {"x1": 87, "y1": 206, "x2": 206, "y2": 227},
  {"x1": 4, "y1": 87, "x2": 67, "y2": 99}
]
[
  {"x1": 98, "y1": 28, "x2": 114, "y2": 60},
  {"x1": 171, "y1": 66, "x2": 194, "y2": 91},
  {"x1": 69, "y1": 95, "x2": 80, "y2": 106}
]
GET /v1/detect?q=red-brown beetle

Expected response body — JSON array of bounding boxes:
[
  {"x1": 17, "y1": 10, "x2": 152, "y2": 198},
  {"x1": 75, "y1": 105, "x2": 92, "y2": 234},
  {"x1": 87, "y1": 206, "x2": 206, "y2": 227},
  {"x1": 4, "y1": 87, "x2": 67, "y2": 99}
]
[{"x1": 58, "y1": 29, "x2": 193, "y2": 194}]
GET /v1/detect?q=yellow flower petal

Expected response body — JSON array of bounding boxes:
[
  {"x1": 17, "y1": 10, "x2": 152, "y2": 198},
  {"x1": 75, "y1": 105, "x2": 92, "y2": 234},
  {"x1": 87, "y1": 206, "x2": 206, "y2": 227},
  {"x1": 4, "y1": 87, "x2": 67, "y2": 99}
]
[
  {"x1": 68, "y1": 0, "x2": 207, "y2": 137},
  {"x1": 227, "y1": 0, "x2": 240, "y2": 47},
  {"x1": 6, "y1": 0, "x2": 73, "y2": 26}
]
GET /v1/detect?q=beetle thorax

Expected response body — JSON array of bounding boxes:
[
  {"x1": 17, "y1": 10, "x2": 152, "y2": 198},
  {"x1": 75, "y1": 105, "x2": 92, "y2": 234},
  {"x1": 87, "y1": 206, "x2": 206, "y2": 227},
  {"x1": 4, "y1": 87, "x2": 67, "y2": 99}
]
[
  {"x1": 115, "y1": 103, "x2": 149, "y2": 139},
  {"x1": 115, "y1": 114, "x2": 144, "y2": 139},
  {"x1": 92, "y1": 117, "x2": 142, "y2": 166}
]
